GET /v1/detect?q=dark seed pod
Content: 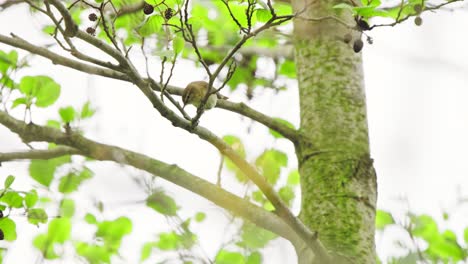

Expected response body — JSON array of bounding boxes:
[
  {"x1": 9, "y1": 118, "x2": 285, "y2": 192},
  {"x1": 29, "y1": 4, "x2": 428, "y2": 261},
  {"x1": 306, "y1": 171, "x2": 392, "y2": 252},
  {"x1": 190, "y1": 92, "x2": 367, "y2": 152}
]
[
  {"x1": 343, "y1": 33, "x2": 352, "y2": 44},
  {"x1": 413, "y1": 4, "x2": 422, "y2": 13},
  {"x1": 0, "y1": 229, "x2": 4, "y2": 240},
  {"x1": 88, "y1": 13, "x2": 98, "y2": 22},
  {"x1": 143, "y1": 3, "x2": 154, "y2": 15},
  {"x1": 164, "y1": 8, "x2": 174, "y2": 20},
  {"x1": 0, "y1": 210, "x2": 3, "y2": 218},
  {"x1": 353, "y1": 39, "x2": 364, "y2": 53},
  {"x1": 356, "y1": 17, "x2": 371, "y2": 31},
  {"x1": 86, "y1": 27, "x2": 95, "y2": 35},
  {"x1": 414, "y1": 16, "x2": 423, "y2": 26}
]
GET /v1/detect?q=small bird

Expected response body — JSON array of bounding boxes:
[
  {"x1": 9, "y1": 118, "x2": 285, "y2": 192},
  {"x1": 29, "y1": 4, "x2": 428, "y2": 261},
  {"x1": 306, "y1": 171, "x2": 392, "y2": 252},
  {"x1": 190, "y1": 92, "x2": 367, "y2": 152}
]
[{"x1": 182, "y1": 81, "x2": 228, "y2": 110}]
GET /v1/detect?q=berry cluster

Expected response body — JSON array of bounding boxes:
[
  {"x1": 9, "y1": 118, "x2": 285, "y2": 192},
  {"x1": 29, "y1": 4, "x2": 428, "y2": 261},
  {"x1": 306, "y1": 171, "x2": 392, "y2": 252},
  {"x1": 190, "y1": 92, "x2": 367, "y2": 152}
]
[{"x1": 86, "y1": 12, "x2": 98, "y2": 35}]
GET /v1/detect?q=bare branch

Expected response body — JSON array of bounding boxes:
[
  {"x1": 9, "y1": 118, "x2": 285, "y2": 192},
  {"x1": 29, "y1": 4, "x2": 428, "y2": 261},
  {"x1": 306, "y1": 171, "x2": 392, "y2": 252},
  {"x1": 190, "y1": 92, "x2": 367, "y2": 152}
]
[
  {"x1": 0, "y1": 147, "x2": 81, "y2": 162},
  {"x1": 0, "y1": 110, "x2": 297, "y2": 244},
  {"x1": 0, "y1": 33, "x2": 129, "y2": 81},
  {"x1": 47, "y1": 0, "x2": 78, "y2": 37}
]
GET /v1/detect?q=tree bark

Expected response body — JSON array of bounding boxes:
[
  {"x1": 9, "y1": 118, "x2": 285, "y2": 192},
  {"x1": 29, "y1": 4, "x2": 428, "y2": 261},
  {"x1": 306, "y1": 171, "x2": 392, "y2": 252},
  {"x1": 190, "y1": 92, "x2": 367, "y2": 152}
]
[{"x1": 291, "y1": 0, "x2": 378, "y2": 263}]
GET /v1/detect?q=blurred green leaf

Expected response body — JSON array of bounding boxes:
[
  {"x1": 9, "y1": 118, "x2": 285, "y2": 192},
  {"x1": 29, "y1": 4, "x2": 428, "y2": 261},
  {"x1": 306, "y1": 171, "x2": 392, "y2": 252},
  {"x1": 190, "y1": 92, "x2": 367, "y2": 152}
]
[
  {"x1": 75, "y1": 242, "x2": 111, "y2": 263},
  {"x1": 0, "y1": 218, "x2": 16, "y2": 241},
  {"x1": 278, "y1": 185, "x2": 295, "y2": 206},
  {"x1": 27, "y1": 208, "x2": 48, "y2": 225},
  {"x1": 194, "y1": 212, "x2": 206, "y2": 222},
  {"x1": 48, "y1": 218, "x2": 71, "y2": 243},
  {"x1": 58, "y1": 168, "x2": 93, "y2": 194},
  {"x1": 139, "y1": 15, "x2": 164, "y2": 37},
  {"x1": 19, "y1": 76, "x2": 60, "y2": 107},
  {"x1": 256, "y1": 9, "x2": 272, "y2": 22},
  {"x1": 59, "y1": 106, "x2": 76, "y2": 123},
  {"x1": 85, "y1": 213, "x2": 97, "y2": 224},
  {"x1": 255, "y1": 149, "x2": 287, "y2": 185},
  {"x1": 215, "y1": 250, "x2": 245, "y2": 264},
  {"x1": 278, "y1": 60, "x2": 296, "y2": 78},
  {"x1": 80, "y1": 101, "x2": 95, "y2": 119},
  {"x1": 29, "y1": 155, "x2": 70, "y2": 187},
  {"x1": 173, "y1": 36, "x2": 185, "y2": 55},
  {"x1": 25, "y1": 189, "x2": 38, "y2": 208},
  {"x1": 156, "y1": 232, "x2": 181, "y2": 250},
  {"x1": 1, "y1": 191, "x2": 23, "y2": 208},
  {"x1": 246, "y1": 252, "x2": 262, "y2": 264},
  {"x1": 287, "y1": 170, "x2": 300, "y2": 185},
  {"x1": 146, "y1": 191, "x2": 178, "y2": 216},
  {"x1": 375, "y1": 210, "x2": 394, "y2": 230},
  {"x1": 240, "y1": 222, "x2": 277, "y2": 249},
  {"x1": 4, "y1": 175, "x2": 14, "y2": 189},
  {"x1": 60, "y1": 199, "x2": 75, "y2": 218}
]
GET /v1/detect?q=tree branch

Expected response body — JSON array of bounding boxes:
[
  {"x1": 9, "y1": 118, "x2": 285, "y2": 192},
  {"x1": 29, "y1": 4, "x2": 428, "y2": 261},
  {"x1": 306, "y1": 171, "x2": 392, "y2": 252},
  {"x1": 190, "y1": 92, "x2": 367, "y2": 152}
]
[
  {"x1": 0, "y1": 110, "x2": 297, "y2": 244},
  {"x1": 2, "y1": 4, "x2": 327, "y2": 259},
  {"x1": 0, "y1": 31, "x2": 299, "y2": 142},
  {"x1": 0, "y1": 146, "x2": 81, "y2": 162},
  {"x1": 0, "y1": 33, "x2": 129, "y2": 81}
]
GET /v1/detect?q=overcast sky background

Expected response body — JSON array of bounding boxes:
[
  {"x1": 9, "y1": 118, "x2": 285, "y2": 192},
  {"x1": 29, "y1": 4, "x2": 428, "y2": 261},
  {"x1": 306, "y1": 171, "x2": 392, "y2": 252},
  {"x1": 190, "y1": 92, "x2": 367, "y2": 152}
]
[{"x1": 0, "y1": 2, "x2": 467, "y2": 263}]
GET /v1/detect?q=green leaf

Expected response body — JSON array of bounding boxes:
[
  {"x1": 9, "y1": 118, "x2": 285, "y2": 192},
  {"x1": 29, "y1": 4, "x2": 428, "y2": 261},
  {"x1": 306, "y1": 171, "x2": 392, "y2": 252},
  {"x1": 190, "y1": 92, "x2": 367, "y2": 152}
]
[
  {"x1": 29, "y1": 156, "x2": 70, "y2": 187},
  {"x1": 25, "y1": 190, "x2": 38, "y2": 208},
  {"x1": 4, "y1": 175, "x2": 14, "y2": 189},
  {"x1": 0, "y1": 50, "x2": 18, "y2": 73},
  {"x1": 27, "y1": 208, "x2": 48, "y2": 225},
  {"x1": 85, "y1": 213, "x2": 97, "y2": 224},
  {"x1": 278, "y1": 185, "x2": 295, "y2": 206},
  {"x1": 1, "y1": 191, "x2": 23, "y2": 208},
  {"x1": 59, "y1": 106, "x2": 76, "y2": 123},
  {"x1": 256, "y1": 9, "x2": 273, "y2": 22},
  {"x1": 173, "y1": 36, "x2": 185, "y2": 55},
  {"x1": 11, "y1": 97, "x2": 28, "y2": 108},
  {"x1": 194, "y1": 212, "x2": 206, "y2": 222},
  {"x1": 19, "y1": 76, "x2": 60, "y2": 107},
  {"x1": 246, "y1": 252, "x2": 262, "y2": 264},
  {"x1": 146, "y1": 191, "x2": 178, "y2": 216},
  {"x1": 427, "y1": 230, "x2": 464, "y2": 261},
  {"x1": 333, "y1": 3, "x2": 354, "y2": 10},
  {"x1": 42, "y1": 25, "x2": 56, "y2": 35},
  {"x1": 140, "y1": 242, "x2": 156, "y2": 261},
  {"x1": 411, "y1": 214, "x2": 438, "y2": 241},
  {"x1": 48, "y1": 218, "x2": 71, "y2": 243},
  {"x1": 60, "y1": 199, "x2": 75, "y2": 218},
  {"x1": 46, "y1": 120, "x2": 61, "y2": 129},
  {"x1": 375, "y1": 210, "x2": 394, "y2": 230},
  {"x1": 75, "y1": 242, "x2": 111, "y2": 263},
  {"x1": 80, "y1": 101, "x2": 95, "y2": 119},
  {"x1": 139, "y1": 15, "x2": 164, "y2": 37},
  {"x1": 215, "y1": 250, "x2": 245, "y2": 264},
  {"x1": 95, "y1": 217, "x2": 132, "y2": 251},
  {"x1": 0, "y1": 218, "x2": 17, "y2": 241},
  {"x1": 464, "y1": 227, "x2": 468, "y2": 245},
  {"x1": 33, "y1": 234, "x2": 59, "y2": 259},
  {"x1": 255, "y1": 149, "x2": 288, "y2": 185},
  {"x1": 58, "y1": 168, "x2": 93, "y2": 194},
  {"x1": 156, "y1": 232, "x2": 181, "y2": 250},
  {"x1": 240, "y1": 222, "x2": 277, "y2": 249},
  {"x1": 287, "y1": 170, "x2": 300, "y2": 185},
  {"x1": 269, "y1": 118, "x2": 295, "y2": 139},
  {"x1": 278, "y1": 60, "x2": 296, "y2": 78}
]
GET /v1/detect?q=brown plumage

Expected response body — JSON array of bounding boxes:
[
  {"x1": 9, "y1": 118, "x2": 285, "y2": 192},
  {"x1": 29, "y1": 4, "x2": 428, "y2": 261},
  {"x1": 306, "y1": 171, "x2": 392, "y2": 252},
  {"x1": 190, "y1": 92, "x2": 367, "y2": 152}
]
[{"x1": 182, "y1": 81, "x2": 228, "y2": 110}]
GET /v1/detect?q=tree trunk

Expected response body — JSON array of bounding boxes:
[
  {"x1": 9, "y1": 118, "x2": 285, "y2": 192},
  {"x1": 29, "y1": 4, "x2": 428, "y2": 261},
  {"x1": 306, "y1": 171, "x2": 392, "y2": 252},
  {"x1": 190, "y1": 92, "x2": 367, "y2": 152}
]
[{"x1": 291, "y1": 0, "x2": 377, "y2": 263}]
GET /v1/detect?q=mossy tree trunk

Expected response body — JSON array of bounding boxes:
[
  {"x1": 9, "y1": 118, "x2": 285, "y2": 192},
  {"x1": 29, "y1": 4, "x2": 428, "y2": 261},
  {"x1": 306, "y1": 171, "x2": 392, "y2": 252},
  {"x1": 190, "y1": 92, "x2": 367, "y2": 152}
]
[{"x1": 291, "y1": 0, "x2": 377, "y2": 263}]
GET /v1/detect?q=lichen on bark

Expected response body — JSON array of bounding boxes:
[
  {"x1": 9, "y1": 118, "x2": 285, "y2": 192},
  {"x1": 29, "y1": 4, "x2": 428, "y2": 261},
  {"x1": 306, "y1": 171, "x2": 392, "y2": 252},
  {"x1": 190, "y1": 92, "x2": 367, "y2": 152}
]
[{"x1": 291, "y1": 0, "x2": 378, "y2": 262}]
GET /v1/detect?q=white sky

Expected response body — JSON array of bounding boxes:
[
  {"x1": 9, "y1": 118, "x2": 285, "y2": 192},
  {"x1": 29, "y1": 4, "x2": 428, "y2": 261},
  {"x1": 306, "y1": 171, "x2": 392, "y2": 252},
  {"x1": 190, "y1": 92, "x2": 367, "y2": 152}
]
[{"x1": 0, "y1": 2, "x2": 467, "y2": 263}]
